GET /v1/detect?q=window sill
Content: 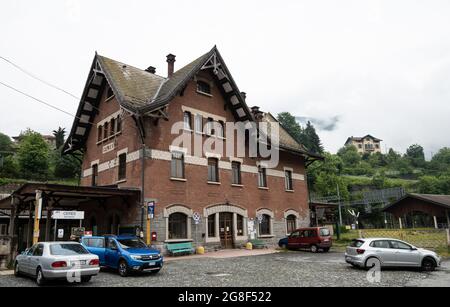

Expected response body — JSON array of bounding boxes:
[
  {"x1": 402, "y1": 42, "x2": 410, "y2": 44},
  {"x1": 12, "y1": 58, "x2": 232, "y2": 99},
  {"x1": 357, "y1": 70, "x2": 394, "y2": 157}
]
[
  {"x1": 231, "y1": 184, "x2": 244, "y2": 188},
  {"x1": 207, "y1": 181, "x2": 221, "y2": 185},
  {"x1": 170, "y1": 177, "x2": 187, "y2": 182},
  {"x1": 116, "y1": 179, "x2": 127, "y2": 184},
  {"x1": 196, "y1": 90, "x2": 213, "y2": 97},
  {"x1": 285, "y1": 190, "x2": 295, "y2": 193},
  {"x1": 96, "y1": 132, "x2": 122, "y2": 145},
  {"x1": 258, "y1": 187, "x2": 269, "y2": 190}
]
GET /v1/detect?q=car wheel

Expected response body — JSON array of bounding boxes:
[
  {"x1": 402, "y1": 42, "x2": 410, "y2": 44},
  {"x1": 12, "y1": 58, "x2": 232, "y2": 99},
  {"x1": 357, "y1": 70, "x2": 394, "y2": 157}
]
[
  {"x1": 364, "y1": 257, "x2": 381, "y2": 270},
  {"x1": 280, "y1": 243, "x2": 287, "y2": 249},
  {"x1": 36, "y1": 268, "x2": 46, "y2": 286},
  {"x1": 81, "y1": 276, "x2": 92, "y2": 283},
  {"x1": 310, "y1": 245, "x2": 318, "y2": 253},
  {"x1": 421, "y1": 257, "x2": 436, "y2": 272},
  {"x1": 14, "y1": 262, "x2": 21, "y2": 277},
  {"x1": 118, "y1": 260, "x2": 129, "y2": 277}
]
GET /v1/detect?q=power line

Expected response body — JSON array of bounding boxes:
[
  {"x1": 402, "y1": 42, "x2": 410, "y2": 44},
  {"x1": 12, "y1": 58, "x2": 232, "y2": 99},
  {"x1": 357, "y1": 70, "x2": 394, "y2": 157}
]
[
  {"x1": 0, "y1": 55, "x2": 80, "y2": 100},
  {"x1": 0, "y1": 80, "x2": 91, "y2": 123},
  {"x1": 0, "y1": 80, "x2": 134, "y2": 129},
  {"x1": 0, "y1": 55, "x2": 105, "y2": 114}
]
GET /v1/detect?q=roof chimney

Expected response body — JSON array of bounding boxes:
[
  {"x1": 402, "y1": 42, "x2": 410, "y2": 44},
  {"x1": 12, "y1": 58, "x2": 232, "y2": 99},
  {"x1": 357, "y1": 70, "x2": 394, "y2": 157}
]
[
  {"x1": 251, "y1": 106, "x2": 264, "y2": 120},
  {"x1": 145, "y1": 66, "x2": 156, "y2": 74},
  {"x1": 241, "y1": 92, "x2": 247, "y2": 101},
  {"x1": 166, "y1": 54, "x2": 176, "y2": 78}
]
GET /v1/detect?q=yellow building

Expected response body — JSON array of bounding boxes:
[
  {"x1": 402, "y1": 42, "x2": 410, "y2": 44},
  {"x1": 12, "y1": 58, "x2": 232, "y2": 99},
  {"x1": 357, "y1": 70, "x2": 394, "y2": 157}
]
[{"x1": 345, "y1": 135, "x2": 382, "y2": 154}]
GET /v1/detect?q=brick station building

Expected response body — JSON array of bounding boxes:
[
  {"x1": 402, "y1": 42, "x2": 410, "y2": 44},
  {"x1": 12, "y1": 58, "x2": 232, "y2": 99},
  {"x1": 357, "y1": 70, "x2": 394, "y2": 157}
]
[{"x1": 59, "y1": 46, "x2": 322, "y2": 251}]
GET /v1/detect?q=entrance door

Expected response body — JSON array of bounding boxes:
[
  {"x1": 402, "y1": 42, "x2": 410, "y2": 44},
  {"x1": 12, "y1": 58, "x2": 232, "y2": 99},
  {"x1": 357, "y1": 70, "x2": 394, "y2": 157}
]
[{"x1": 219, "y1": 213, "x2": 234, "y2": 249}]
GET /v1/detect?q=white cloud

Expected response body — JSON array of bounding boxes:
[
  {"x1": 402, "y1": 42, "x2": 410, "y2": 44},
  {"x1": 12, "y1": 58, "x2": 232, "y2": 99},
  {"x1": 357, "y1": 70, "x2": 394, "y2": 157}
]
[{"x1": 1, "y1": 0, "x2": 449, "y2": 158}]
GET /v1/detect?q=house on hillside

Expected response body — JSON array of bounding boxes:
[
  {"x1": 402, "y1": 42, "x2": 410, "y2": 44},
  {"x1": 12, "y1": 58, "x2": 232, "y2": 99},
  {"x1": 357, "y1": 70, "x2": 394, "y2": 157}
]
[{"x1": 345, "y1": 135, "x2": 382, "y2": 154}]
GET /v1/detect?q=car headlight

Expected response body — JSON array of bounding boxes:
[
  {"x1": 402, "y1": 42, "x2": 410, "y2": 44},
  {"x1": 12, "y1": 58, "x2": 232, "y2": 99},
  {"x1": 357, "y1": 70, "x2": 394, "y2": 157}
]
[{"x1": 130, "y1": 255, "x2": 142, "y2": 260}]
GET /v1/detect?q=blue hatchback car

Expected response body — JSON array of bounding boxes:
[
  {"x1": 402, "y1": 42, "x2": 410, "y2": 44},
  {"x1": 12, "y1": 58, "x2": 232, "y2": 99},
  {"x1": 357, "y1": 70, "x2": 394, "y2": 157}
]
[{"x1": 81, "y1": 235, "x2": 163, "y2": 277}]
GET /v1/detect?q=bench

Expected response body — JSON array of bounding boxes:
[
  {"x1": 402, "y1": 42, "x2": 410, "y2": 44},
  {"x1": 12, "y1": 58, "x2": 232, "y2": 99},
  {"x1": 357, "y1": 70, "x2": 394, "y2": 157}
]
[
  {"x1": 249, "y1": 239, "x2": 267, "y2": 249},
  {"x1": 166, "y1": 242, "x2": 195, "y2": 256}
]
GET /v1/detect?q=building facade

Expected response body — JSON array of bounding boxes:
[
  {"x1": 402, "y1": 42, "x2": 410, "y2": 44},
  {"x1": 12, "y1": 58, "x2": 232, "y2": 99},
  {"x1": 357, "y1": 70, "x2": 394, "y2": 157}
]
[
  {"x1": 345, "y1": 135, "x2": 382, "y2": 154},
  {"x1": 63, "y1": 47, "x2": 321, "y2": 251}
]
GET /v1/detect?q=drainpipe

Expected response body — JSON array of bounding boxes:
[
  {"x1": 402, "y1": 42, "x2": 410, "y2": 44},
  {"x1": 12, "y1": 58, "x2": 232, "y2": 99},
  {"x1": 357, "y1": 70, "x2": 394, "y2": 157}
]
[{"x1": 140, "y1": 141, "x2": 145, "y2": 232}]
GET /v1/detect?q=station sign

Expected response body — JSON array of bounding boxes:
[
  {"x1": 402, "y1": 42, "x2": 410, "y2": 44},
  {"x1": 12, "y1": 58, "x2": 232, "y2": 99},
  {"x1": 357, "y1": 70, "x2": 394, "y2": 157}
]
[{"x1": 51, "y1": 211, "x2": 85, "y2": 220}]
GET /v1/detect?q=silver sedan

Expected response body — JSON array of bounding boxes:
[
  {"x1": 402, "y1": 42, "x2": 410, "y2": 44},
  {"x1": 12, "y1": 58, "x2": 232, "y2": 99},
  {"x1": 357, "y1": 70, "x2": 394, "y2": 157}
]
[
  {"x1": 14, "y1": 242, "x2": 100, "y2": 286},
  {"x1": 345, "y1": 238, "x2": 441, "y2": 271}
]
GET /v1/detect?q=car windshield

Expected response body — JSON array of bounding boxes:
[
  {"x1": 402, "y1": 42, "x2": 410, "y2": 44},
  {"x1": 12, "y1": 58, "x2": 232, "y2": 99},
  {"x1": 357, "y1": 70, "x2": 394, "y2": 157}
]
[
  {"x1": 350, "y1": 240, "x2": 365, "y2": 248},
  {"x1": 117, "y1": 238, "x2": 147, "y2": 249},
  {"x1": 50, "y1": 244, "x2": 89, "y2": 256},
  {"x1": 319, "y1": 228, "x2": 330, "y2": 236}
]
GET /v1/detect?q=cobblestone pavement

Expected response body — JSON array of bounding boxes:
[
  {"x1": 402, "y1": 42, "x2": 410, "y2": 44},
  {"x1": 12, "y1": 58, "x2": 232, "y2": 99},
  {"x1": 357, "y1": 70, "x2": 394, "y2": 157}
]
[{"x1": 0, "y1": 251, "x2": 448, "y2": 287}]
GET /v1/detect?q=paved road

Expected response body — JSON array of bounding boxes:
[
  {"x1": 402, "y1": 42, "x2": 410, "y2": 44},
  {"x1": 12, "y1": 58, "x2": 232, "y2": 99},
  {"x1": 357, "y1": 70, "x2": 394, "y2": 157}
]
[{"x1": 0, "y1": 251, "x2": 448, "y2": 287}]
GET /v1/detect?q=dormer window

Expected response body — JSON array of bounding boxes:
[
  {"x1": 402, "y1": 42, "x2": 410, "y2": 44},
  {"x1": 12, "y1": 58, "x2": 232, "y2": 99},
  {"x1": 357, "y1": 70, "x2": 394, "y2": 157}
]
[{"x1": 197, "y1": 81, "x2": 211, "y2": 95}]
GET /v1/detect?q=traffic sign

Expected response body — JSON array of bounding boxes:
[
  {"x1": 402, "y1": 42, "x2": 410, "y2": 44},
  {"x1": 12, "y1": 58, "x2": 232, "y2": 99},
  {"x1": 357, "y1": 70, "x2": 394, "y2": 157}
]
[
  {"x1": 193, "y1": 212, "x2": 201, "y2": 224},
  {"x1": 147, "y1": 201, "x2": 155, "y2": 219},
  {"x1": 257, "y1": 215, "x2": 263, "y2": 224}
]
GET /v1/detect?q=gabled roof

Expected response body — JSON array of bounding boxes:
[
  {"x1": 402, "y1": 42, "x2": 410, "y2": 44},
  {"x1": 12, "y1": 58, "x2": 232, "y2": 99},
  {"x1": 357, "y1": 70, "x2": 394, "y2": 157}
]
[
  {"x1": 62, "y1": 46, "x2": 322, "y2": 163},
  {"x1": 63, "y1": 46, "x2": 254, "y2": 153},
  {"x1": 345, "y1": 134, "x2": 382, "y2": 145},
  {"x1": 261, "y1": 113, "x2": 323, "y2": 160},
  {"x1": 383, "y1": 193, "x2": 450, "y2": 211}
]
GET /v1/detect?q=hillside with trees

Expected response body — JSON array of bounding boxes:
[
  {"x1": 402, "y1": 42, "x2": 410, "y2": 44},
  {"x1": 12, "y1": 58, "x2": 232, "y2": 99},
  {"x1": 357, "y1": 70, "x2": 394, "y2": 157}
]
[
  {"x1": 277, "y1": 112, "x2": 450, "y2": 199},
  {"x1": 0, "y1": 128, "x2": 81, "y2": 186}
]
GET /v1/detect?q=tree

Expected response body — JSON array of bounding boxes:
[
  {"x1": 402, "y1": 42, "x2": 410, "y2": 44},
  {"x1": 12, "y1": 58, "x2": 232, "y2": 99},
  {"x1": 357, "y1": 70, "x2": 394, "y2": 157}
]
[
  {"x1": 303, "y1": 121, "x2": 324, "y2": 154},
  {"x1": 0, "y1": 132, "x2": 14, "y2": 153},
  {"x1": 417, "y1": 176, "x2": 442, "y2": 194},
  {"x1": 429, "y1": 147, "x2": 450, "y2": 174},
  {"x1": 53, "y1": 127, "x2": 66, "y2": 149},
  {"x1": 277, "y1": 112, "x2": 304, "y2": 144},
  {"x1": 53, "y1": 150, "x2": 81, "y2": 179},
  {"x1": 386, "y1": 148, "x2": 401, "y2": 165},
  {"x1": 405, "y1": 144, "x2": 426, "y2": 168},
  {"x1": 0, "y1": 155, "x2": 19, "y2": 178},
  {"x1": 17, "y1": 129, "x2": 50, "y2": 180},
  {"x1": 337, "y1": 145, "x2": 361, "y2": 166},
  {"x1": 314, "y1": 173, "x2": 350, "y2": 200}
]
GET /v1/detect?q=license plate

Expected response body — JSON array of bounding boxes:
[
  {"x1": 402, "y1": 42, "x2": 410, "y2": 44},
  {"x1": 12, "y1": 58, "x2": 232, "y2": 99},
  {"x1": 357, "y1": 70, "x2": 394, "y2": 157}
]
[
  {"x1": 147, "y1": 262, "x2": 156, "y2": 266},
  {"x1": 71, "y1": 260, "x2": 86, "y2": 266}
]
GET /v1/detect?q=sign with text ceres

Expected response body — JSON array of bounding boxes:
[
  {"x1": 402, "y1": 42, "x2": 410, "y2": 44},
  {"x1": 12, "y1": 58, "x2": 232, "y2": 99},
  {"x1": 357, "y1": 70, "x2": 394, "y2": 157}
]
[{"x1": 51, "y1": 211, "x2": 85, "y2": 220}]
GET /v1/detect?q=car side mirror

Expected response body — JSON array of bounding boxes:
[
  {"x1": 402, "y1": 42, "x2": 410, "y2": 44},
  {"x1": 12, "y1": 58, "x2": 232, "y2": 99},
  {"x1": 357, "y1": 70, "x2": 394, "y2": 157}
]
[{"x1": 411, "y1": 247, "x2": 418, "y2": 251}]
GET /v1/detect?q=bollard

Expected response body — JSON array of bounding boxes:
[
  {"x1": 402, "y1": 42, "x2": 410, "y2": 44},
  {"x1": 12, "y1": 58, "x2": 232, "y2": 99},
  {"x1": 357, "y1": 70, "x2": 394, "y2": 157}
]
[{"x1": 246, "y1": 242, "x2": 253, "y2": 250}]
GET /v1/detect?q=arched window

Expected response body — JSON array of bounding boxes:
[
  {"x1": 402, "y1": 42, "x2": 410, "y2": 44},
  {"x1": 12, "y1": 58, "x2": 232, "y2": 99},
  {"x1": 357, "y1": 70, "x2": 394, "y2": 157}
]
[
  {"x1": 197, "y1": 81, "x2": 211, "y2": 95},
  {"x1": 286, "y1": 215, "x2": 297, "y2": 234},
  {"x1": 169, "y1": 213, "x2": 188, "y2": 239},
  {"x1": 259, "y1": 214, "x2": 271, "y2": 235}
]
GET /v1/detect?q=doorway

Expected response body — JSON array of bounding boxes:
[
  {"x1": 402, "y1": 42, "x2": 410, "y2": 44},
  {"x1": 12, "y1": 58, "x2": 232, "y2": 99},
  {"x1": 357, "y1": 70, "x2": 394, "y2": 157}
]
[{"x1": 219, "y1": 213, "x2": 234, "y2": 249}]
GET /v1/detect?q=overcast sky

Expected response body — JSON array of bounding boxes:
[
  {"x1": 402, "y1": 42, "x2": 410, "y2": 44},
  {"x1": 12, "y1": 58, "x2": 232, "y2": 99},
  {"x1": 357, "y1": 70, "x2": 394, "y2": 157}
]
[{"x1": 1, "y1": 0, "x2": 450, "y2": 158}]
